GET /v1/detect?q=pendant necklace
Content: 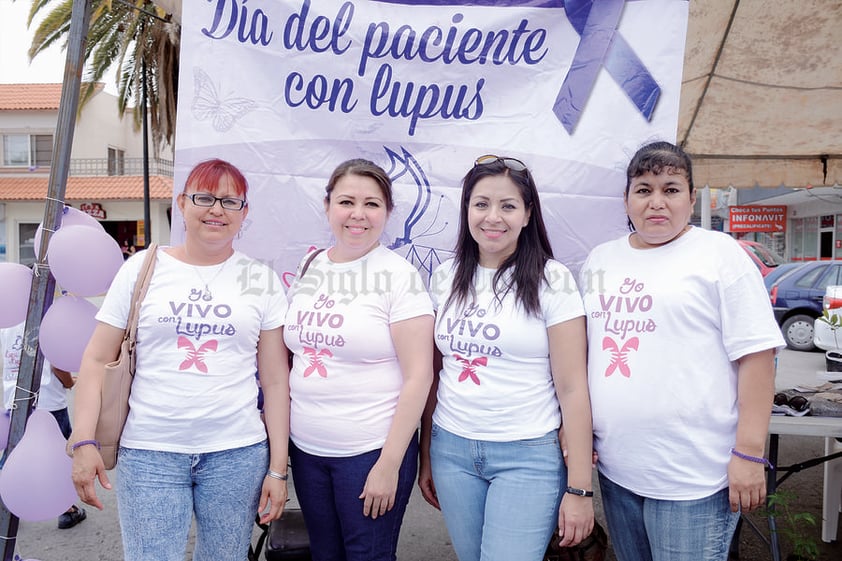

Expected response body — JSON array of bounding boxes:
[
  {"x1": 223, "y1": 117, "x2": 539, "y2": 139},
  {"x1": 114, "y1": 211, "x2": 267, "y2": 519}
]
[{"x1": 193, "y1": 257, "x2": 230, "y2": 302}]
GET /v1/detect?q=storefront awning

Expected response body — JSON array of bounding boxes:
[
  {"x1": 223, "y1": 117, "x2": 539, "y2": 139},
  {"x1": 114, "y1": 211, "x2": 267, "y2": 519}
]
[{"x1": 0, "y1": 175, "x2": 173, "y2": 201}]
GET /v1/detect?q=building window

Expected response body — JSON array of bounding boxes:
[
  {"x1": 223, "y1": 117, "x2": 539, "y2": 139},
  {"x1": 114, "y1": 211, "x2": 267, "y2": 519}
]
[
  {"x1": 2, "y1": 134, "x2": 52, "y2": 168},
  {"x1": 108, "y1": 147, "x2": 125, "y2": 175}
]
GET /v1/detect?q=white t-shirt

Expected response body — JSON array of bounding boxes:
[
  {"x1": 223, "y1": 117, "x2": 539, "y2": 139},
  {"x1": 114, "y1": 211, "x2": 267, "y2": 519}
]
[
  {"x1": 580, "y1": 227, "x2": 785, "y2": 500},
  {"x1": 284, "y1": 245, "x2": 433, "y2": 457},
  {"x1": 0, "y1": 322, "x2": 66, "y2": 412},
  {"x1": 429, "y1": 259, "x2": 585, "y2": 441},
  {"x1": 97, "y1": 248, "x2": 286, "y2": 454}
]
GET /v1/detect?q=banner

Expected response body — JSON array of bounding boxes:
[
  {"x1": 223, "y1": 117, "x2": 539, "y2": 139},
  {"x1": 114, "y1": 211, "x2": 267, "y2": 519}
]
[
  {"x1": 173, "y1": 0, "x2": 689, "y2": 283},
  {"x1": 728, "y1": 205, "x2": 787, "y2": 233}
]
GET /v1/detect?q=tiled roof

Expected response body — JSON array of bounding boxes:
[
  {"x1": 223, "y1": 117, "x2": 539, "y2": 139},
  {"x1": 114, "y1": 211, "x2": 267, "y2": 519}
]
[
  {"x1": 0, "y1": 83, "x2": 104, "y2": 110},
  {"x1": 0, "y1": 175, "x2": 173, "y2": 201}
]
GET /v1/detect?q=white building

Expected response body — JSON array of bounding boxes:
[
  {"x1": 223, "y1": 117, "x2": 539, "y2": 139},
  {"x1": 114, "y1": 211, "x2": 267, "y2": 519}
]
[{"x1": 0, "y1": 83, "x2": 173, "y2": 265}]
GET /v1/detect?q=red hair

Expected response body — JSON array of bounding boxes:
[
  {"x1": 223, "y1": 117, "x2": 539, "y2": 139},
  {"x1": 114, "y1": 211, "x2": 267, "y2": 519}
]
[{"x1": 183, "y1": 159, "x2": 248, "y2": 198}]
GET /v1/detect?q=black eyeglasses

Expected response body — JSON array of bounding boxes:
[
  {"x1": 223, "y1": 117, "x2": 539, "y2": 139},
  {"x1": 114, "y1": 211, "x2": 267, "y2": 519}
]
[
  {"x1": 185, "y1": 192, "x2": 247, "y2": 211},
  {"x1": 474, "y1": 154, "x2": 528, "y2": 172}
]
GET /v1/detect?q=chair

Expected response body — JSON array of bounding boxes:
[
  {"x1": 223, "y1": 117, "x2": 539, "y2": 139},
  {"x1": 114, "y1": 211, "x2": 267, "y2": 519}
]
[{"x1": 822, "y1": 437, "x2": 842, "y2": 542}]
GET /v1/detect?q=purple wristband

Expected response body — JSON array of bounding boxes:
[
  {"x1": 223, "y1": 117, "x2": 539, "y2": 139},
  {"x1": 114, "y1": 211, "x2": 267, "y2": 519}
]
[
  {"x1": 730, "y1": 447, "x2": 772, "y2": 468},
  {"x1": 71, "y1": 439, "x2": 101, "y2": 452}
]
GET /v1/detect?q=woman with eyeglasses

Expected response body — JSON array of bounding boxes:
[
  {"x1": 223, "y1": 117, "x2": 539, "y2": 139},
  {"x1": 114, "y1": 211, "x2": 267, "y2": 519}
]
[
  {"x1": 580, "y1": 141, "x2": 784, "y2": 561},
  {"x1": 418, "y1": 155, "x2": 595, "y2": 561},
  {"x1": 284, "y1": 158, "x2": 434, "y2": 561},
  {"x1": 69, "y1": 159, "x2": 290, "y2": 561}
]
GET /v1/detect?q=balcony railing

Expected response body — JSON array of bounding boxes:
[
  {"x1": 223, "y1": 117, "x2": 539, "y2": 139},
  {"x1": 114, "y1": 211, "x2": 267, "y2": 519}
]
[{"x1": 68, "y1": 157, "x2": 174, "y2": 177}]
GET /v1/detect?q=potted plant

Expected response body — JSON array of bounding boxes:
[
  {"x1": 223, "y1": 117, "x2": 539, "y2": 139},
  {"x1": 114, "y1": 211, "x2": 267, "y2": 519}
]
[
  {"x1": 817, "y1": 307, "x2": 842, "y2": 372},
  {"x1": 765, "y1": 490, "x2": 819, "y2": 561}
]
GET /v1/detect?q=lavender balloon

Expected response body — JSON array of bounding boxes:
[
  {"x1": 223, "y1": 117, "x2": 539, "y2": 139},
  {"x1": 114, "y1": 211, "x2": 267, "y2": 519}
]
[
  {"x1": 47, "y1": 225, "x2": 123, "y2": 296},
  {"x1": 32, "y1": 206, "x2": 104, "y2": 254},
  {"x1": 39, "y1": 296, "x2": 98, "y2": 372},
  {"x1": 0, "y1": 263, "x2": 33, "y2": 328},
  {"x1": 0, "y1": 410, "x2": 77, "y2": 521}
]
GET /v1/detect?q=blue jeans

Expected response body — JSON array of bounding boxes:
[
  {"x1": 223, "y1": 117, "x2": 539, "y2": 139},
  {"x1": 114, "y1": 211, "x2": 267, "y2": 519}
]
[
  {"x1": 429, "y1": 424, "x2": 564, "y2": 561},
  {"x1": 116, "y1": 441, "x2": 268, "y2": 561},
  {"x1": 598, "y1": 471, "x2": 740, "y2": 561},
  {"x1": 289, "y1": 436, "x2": 418, "y2": 561},
  {"x1": 49, "y1": 407, "x2": 72, "y2": 440}
]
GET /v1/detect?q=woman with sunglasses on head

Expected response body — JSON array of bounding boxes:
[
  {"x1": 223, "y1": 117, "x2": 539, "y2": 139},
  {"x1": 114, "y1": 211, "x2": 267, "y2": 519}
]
[
  {"x1": 418, "y1": 155, "x2": 595, "y2": 561},
  {"x1": 69, "y1": 159, "x2": 290, "y2": 561},
  {"x1": 284, "y1": 158, "x2": 434, "y2": 561},
  {"x1": 580, "y1": 141, "x2": 784, "y2": 561}
]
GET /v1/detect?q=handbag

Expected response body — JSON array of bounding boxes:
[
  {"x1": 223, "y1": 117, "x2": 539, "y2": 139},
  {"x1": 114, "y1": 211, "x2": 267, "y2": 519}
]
[
  {"x1": 543, "y1": 519, "x2": 609, "y2": 561},
  {"x1": 94, "y1": 243, "x2": 158, "y2": 469}
]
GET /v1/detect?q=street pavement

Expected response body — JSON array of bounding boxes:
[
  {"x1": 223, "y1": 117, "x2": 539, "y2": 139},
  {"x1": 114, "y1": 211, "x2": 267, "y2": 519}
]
[{"x1": 6, "y1": 348, "x2": 842, "y2": 560}]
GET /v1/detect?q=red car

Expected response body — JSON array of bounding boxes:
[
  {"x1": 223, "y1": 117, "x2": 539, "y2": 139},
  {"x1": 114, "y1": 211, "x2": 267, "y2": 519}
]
[{"x1": 738, "y1": 240, "x2": 785, "y2": 277}]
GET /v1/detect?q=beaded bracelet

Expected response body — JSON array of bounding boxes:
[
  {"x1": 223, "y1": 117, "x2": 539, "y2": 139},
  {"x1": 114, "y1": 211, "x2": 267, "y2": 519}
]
[
  {"x1": 267, "y1": 469, "x2": 289, "y2": 481},
  {"x1": 730, "y1": 447, "x2": 773, "y2": 468},
  {"x1": 71, "y1": 439, "x2": 101, "y2": 452}
]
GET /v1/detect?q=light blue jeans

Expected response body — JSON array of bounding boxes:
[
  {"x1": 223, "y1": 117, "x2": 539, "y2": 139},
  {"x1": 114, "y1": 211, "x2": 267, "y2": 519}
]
[
  {"x1": 599, "y1": 471, "x2": 740, "y2": 561},
  {"x1": 116, "y1": 441, "x2": 268, "y2": 561},
  {"x1": 430, "y1": 424, "x2": 563, "y2": 561}
]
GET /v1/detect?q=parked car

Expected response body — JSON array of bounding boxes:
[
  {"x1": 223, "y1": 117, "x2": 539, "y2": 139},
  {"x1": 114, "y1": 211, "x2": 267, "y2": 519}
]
[
  {"x1": 769, "y1": 260, "x2": 842, "y2": 351},
  {"x1": 814, "y1": 285, "x2": 842, "y2": 351},
  {"x1": 763, "y1": 262, "x2": 801, "y2": 291},
  {"x1": 738, "y1": 240, "x2": 786, "y2": 277}
]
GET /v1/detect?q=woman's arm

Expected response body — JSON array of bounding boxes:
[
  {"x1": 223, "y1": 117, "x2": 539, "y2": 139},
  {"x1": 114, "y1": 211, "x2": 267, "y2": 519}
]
[
  {"x1": 256, "y1": 326, "x2": 290, "y2": 524},
  {"x1": 359, "y1": 314, "x2": 434, "y2": 519},
  {"x1": 69, "y1": 322, "x2": 124, "y2": 510},
  {"x1": 549, "y1": 316, "x2": 595, "y2": 547},
  {"x1": 728, "y1": 348, "x2": 775, "y2": 513},
  {"x1": 418, "y1": 347, "x2": 443, "y2": 509}
]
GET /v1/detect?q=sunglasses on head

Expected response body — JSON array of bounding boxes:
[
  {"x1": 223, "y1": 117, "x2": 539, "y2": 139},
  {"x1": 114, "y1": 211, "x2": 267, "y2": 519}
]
[{"x1": 474, "y1": 154, "x2": 528, "y2": 172}]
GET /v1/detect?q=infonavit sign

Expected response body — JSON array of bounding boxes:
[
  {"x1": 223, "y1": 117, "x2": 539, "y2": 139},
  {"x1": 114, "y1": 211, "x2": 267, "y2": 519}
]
[{"x1": 728, "y1": 205, "x2": 787, "y2": 233}]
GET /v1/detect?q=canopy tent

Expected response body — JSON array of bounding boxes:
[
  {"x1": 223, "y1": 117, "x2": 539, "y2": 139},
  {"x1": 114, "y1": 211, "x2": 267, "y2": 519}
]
[{"x1": 151, "y1": 0, "x2": 842, "y2": 189}]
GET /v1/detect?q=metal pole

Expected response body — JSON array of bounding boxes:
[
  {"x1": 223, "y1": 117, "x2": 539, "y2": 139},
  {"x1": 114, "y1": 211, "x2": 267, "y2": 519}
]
[
  {"x1": 0, "y1": 1, "x2": 92, "y2": 558},
  {"x1": 142, "y1": 57, "x2": 151, "y2": 248}
]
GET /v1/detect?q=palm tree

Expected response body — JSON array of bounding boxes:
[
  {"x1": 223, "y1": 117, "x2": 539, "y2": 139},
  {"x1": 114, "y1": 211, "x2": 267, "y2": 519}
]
[{"x1": 25, "y1": 0, "x2": 181, "y2": 155}]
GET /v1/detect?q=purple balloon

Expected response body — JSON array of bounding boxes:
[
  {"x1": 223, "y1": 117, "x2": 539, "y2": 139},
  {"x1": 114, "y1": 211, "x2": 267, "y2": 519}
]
[
  {"x1": 47, "y1": 225, "x2": 124, "y2": 296},
  {"x1": 33, "y1": 206, "x2": 104, "y2": 255},
  {"x1": 0, "y1": 263, "x2": 33, "y2": 328},
  {"x1": 39, "y1": 296, "x2": 98, "y2": 372},
  {"x1": 0, "y1": 410, "x2": 77, "y2": 521}
]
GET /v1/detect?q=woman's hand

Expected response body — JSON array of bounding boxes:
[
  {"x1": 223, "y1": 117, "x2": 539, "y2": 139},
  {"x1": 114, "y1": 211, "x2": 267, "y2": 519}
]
[
  {"x1": 727, "y1": 455, "x2": 766, "y2": 512},
  {"x1": 417, "y1": 455, "x2": 440, "y2": 509},
  {"x1": 359, "y1": 458, "x2": 399, "y2": 519},
  {"x1": 556, "y1": 493, "x2": 595, "y2": 547},
  {"x1": 258, "y1": 476, "x2": 288, "y2": 524},
  {"x1": 70, "y1": 445, "x2": 111, "y2": 510}
]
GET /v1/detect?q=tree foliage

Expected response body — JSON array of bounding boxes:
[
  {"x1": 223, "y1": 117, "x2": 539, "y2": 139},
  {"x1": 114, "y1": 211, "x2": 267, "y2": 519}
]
[{"x1": 26, "y1": 0, "x2": 180, "y2": 155}]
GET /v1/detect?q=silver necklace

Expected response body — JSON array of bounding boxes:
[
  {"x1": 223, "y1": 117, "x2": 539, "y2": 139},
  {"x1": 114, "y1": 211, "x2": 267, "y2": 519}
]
[{"x1": 192, "y1": 258, "x2": 229, "y2": 302}]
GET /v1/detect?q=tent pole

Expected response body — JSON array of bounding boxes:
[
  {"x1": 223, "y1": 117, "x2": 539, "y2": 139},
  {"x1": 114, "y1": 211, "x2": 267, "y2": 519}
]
[{"x1": 0, "y1": 1, "x2": 92, "y2": 558}]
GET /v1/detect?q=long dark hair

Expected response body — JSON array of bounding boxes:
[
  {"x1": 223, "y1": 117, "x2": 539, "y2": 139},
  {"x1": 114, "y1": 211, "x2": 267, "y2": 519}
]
[
  {"x1": 625, "y1": 141, "x2": 694, "y2": 231},
  {"x1": 443, "y1": 158, "x2": 553, "y2": 317}
]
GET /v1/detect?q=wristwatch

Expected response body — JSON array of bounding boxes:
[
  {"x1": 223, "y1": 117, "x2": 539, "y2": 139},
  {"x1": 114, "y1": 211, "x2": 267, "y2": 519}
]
[{"x1": 565, "y1": 486, "x2": 594, "y2": 497}]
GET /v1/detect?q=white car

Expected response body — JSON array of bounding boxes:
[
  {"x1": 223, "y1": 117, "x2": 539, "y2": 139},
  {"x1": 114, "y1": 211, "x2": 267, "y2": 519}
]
[{"x1": 814, "y1": 286, "x2": 842, "y2": 351}]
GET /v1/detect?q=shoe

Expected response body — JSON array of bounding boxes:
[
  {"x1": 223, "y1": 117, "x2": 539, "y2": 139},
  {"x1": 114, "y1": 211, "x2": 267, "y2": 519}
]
[{"x1": 57, "y1": 505, "x2": 86, "y2": 529}]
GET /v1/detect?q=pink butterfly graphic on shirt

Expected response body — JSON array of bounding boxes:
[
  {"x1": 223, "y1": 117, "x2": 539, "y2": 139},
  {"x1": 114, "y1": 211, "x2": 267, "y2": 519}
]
[
  {"x1": 177, "y1": 336, "x2": 219, "y2": 373},
  {"x1": 302, "y1": 347, "x2": 333, "y2": 378},
  {"x1": 453, "y1": 354, "x2": 487, "y2": 386},
  {"x1": 602, "y1": 336, "x2": 639, "y2": 378}
]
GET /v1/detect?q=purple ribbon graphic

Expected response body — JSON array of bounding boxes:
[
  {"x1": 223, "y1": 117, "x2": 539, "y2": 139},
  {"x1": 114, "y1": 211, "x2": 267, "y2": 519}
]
[
  {"x1": 556, "y1": 0, "x2": 661, "y2": 134},
  {"x1": 373, "y1": 0, "x2": 661, "y2": 134}
]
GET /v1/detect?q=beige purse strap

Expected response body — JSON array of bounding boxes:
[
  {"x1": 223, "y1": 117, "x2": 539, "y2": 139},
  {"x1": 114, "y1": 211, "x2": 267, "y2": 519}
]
[{"x1": 124, "y1": 243, "x2": 159, "y2": 346}]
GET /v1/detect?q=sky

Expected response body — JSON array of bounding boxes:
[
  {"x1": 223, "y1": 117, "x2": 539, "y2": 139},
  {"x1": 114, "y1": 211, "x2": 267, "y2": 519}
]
[
  {"x1": 0, "y1": 0, "x2": 117, "y2": 93},
  {"x1": 0, "y1": 0, "x2": 67, "y2": 84}
]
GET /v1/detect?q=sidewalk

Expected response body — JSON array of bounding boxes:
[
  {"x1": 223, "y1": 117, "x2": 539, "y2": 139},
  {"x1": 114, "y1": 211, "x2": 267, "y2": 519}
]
[{"x1": 6, "y1": 348, "x2": 842, "y2": 560}]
